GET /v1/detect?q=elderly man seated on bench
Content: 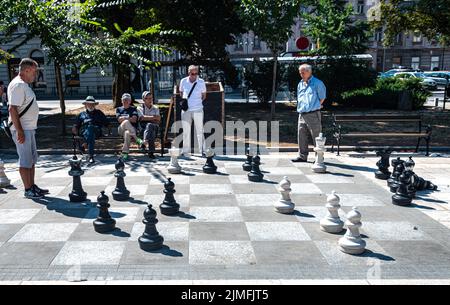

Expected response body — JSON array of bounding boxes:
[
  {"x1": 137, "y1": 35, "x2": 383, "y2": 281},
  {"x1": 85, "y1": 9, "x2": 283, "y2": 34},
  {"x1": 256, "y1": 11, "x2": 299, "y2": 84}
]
[
  {"x1": 138, "y1": 91, "x2": 161, "y2": 159},
  {"x1": 72, "y1": 96, "x2": 109, "y2": 164},
  {"x1": 116, "y1": 93, "x2": 143, "y2": 161}
]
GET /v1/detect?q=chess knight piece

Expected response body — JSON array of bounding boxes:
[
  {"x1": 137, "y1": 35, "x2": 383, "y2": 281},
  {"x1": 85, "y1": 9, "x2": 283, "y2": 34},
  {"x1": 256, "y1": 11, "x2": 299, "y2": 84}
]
[
  {"x1": 338, "y1": 207, "x2": 366, "y2": 255},
  {"x1": 159, "y1": 178, "x2": 180, "y2": 215},
  {"x1": 202, "y1": 148, "x2": 217, "y2": 174},
  {"x1": 68, "y1": 154, "x2": 87, "y2": 202},
  {"x1": 0, "y1": 158, "x2": 11, "y2": 188},
  {"x1": 112, "y1": 158, "x2": 130, "y2": 201},
  {"x1": 242, "y1": 147, "x2": 253, "y2": 172},
  {"x1": 274, "y1": 176, "x2": 295, "y2": 214},
  {"x1": 311, "y1": 133, "x2": 327, "y2": 173},
  {"x1": 374, "y1": 149, "x2": 391, "y2": 180},
  {"x1": 320, "y1": 191, "x2": 344, "y2": 234},
  {"x1": 138, "y1": 202, "x2": 164, "y2": 251},
  {"x1": 93, "y1": 191, "x2": 116, "y2": 233},
  {"x1": 167, "y1": 147, "x2": 182, "y2": 174}
]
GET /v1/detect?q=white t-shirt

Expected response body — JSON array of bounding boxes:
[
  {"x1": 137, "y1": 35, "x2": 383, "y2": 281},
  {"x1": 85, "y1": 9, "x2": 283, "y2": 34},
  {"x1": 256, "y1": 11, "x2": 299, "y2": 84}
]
[
  {"x1": 180, "y1": 76, "x2": 207, "y2": 112},
  {"x1": 7, "y1": 76, "x2": 39, "y2": 131}
]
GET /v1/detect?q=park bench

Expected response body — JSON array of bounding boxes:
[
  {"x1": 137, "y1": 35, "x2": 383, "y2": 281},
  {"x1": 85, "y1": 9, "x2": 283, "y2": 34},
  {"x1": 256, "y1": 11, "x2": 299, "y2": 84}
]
[{"x1": 331, "y1": 114, "x2": 432, "y2": 156}]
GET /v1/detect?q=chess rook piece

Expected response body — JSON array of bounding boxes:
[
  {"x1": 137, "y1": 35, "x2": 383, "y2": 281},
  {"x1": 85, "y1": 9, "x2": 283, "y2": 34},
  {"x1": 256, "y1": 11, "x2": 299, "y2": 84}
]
[
  {"x1": 0, "y1": 159, "x2": 11, "y2": 188},
  {"x1": 202, "y1": 148, "x2": 217, "y2": 174},
  {"x1": 167, "y1": 147, "x2": 182, "y2": 174},
  {"x1": 93, "y1": 191, "x2": 116, "y2": 233},
  {"x1": 242, "y1": 147, "x2": 253, "y2": 172},
  {"x1": 112, "y1": 158, "x2": 130, "y2": 201},
  {"x1": 387, "y1": 157, "x2": 403, "y2": 188},
  {"x1": 274, "y1": 176, "x2": 295, "y2": 214},
  {"x1": 392, "y1": 168, "x2": 413, "y2": 206},
  {"x1": 138, "y1": 202, "x2": 164, "y2": 251},
  {"x1": 389, "y1": 162, "x2": 405, "y2": 193},
  {"x1": 338, "y1": 207, "x2": 366, "y2": 255},
  {"x1": 312, "y1": 133, "x2": 327, "y2": 173},
  {"x1": 248, "y1": 155, "x2": 264, "y2": 182},
  {"x1": 374, "y1": 149, "x2": 391, "y2": 180},
  {"x1": 320, "y1": 191, "x2": 344, "y2": 233},
  {"x1": 68, "y1": 155, "x2": 87, "y2": 202},
  {"x1": 159, "y1": 178, "x2": 180, "y2": 215}
]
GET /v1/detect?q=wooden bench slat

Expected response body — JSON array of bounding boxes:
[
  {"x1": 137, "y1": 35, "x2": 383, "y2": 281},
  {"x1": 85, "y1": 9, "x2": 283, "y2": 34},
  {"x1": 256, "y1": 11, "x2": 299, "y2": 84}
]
[{"x1": 338, "y1": 133, "x2": 428, "y2": 137}]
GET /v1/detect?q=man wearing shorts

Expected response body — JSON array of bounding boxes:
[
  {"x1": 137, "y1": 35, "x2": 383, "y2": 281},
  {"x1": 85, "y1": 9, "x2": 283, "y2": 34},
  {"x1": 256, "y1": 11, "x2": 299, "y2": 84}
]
[{"x1": 8, "y1": 58, "x2": 48, "y2": 199}]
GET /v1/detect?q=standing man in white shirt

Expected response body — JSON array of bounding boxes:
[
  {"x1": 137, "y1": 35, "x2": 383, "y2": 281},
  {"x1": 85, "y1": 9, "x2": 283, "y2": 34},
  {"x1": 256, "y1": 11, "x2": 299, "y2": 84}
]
[
  {"x1": 8, "y1": 58, "x2": 49, "y2": 199},
  {"x1": 179, "y1": 65, "x2": 207, "y2": 157}
]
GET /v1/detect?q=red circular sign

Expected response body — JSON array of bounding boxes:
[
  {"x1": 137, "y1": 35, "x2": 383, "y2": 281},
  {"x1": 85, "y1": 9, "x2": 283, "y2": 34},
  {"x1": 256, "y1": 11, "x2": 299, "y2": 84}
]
[{"x1": 296, "y1": 37, "x2": 310, "y2": 50}]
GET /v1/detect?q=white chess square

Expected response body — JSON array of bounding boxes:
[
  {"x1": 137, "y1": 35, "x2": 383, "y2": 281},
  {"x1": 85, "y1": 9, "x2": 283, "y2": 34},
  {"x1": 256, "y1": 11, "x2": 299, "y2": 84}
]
[
  {"x1": 189, "y1": 207, "x2": 243, "y2": 222},
  {"x1": 189, "y1": 241, "x2": 256, "y2": 265},
  {"x1": 9, "y1": 223, "x2": 79, "y2": 242},
  {"x1": 190, "y1": 184, "x2": 233, "y2": 195},
  {"x1": 0, "y1": 209, "x2": 41, "y2": 224},
  {"x1": 245, "y1": 222, "x2": 311, "y2": 241},
  {"x1": 51, "y1": 241, "x2": 126, "y2": 265}
]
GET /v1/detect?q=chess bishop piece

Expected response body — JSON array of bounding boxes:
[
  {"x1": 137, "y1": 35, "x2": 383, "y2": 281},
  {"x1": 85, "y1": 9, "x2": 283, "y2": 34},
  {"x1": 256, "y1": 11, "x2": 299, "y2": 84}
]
[
  {"x1": 387, "y1": 157, "x2": 403, "y2": 188},
  {"x1": 389, "y1": 162, "x2": 405, "y2": 193},
  {"x1": 112, "y1": 158, "x2": 130, "y2": 201},
  {"x1": 202, "y1": 148, "x2": 217, "y2": 174},
  {"x1": 0, "y1": 158, "x2": 11, "y2": 188},
  {"x1": 248, "y1": 155, "x2": 264, "y2": 182},
  {"x1": 242, "y1": 147, "x2": 253, "y2": 172},
  {"x1": 138, "y1": 202, "x2": 164, "y2": 251},
  {"x1": 274, "y1": 176, "x2": 295, "y2": 214},
  {"x1": 338, "y1": 207, "x2": 366, "y2": 255},
  {"x1": 167, "y1": 147, "x2": 182, "y2": 174},
  {"x1": 392, "y1": 168, "x2": 413, "y2": 206},
  {"x1": 93, "y1": 191, "x2": 116, "y2": 233},
  {"x1": 159, "y1": 178, "x2": 180, "y2": 215},
  {"x1": 311, "y1": 133, "x2": 327, "y2": 173},
  {"x1": 374, "y1": 149, "x2": 391, "y2": 180},
  {"x1": 68, "y1": 155, "x2": 87, "y2": 202},
  {"x1": 320, "y1": 191, "x2": 344, "y2": 233}
]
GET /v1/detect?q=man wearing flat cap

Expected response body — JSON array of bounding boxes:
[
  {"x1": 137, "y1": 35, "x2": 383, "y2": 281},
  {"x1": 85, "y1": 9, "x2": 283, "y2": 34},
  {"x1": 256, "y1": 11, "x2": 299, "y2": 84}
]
[{"x1": 72, "y1": 96, "x2": 109, "y2": 164}]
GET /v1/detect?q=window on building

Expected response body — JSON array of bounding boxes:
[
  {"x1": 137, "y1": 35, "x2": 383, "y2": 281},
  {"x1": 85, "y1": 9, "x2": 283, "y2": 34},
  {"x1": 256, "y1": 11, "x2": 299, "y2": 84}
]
[
  {"x1": 392, "y1": 57, "x2": 402, "y2": 68},
  {"x1": 411, "y1": 57, "x2": 420, "y2": 70},
  {"x1": 235, "y1": 35, "x2": 244, "y2": 51},
  {"x1": 431, "y1": 56, "x2": 440, "y2": 70},
  {"x1": 30, "y1": 49, "x2": 46, "y2": 88},
  {"x1": 253, "y1": 35, "x2": 261, "y2": 50},
  {"x1": 412, "y1": 32, "x2": 422, "y2": 44},
  {"x1": 357, "y1": 0, "x2": 365, "y2": 15},
  {"x1": 375, "y1": 30, "x2": 383, "y2": 42},
  {"x1": 395, "y1": 33, "x2": 403, "y2": 46}
]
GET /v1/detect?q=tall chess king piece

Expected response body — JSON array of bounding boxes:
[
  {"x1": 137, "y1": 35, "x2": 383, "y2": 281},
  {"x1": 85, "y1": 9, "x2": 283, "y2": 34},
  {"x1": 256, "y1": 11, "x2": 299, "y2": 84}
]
[
  {"x1": 242, "y1": 147, "x2": 253, "y2": 172},
  {"x1": 68, "y1": 154, "x2": 87, "y2": 202},
  {"x1": 338, "y1": 207, "x2": 366, "y2": 255},
  {"x1": 138, "y1": 202, "x2": 164, "y2": 251},
  {"x1": 312, "y1": 133, "x2": 327, "y2": 173},
  {"x1": 167, "y1": 147, "x2": 182, "y2": 174},
  {"x1": 248, "y1": 155, "x2": 264, "y2": 182},
  {"x1": 93, "y1": 191, "x2": 116, "y2": 233},
  {"x1": 112, "y1": 157, "x2": 130, "y2": 201},
  {"x1": 320, "y1": 191, "x2": 344, "y2": 233},
  {"x1": 274, "y1": 176, "x2": 295, "y2": 214},
  {"x1": 374, "y1": 149, "x2": 391, "y2": 180},
  {"x1": 203, "y1": 148, "x2": 217, "y2": 174},
  {"x1": 0, "y1": 158, "x2": 11, "y2": 188},
  {"x1": 159, "y1": 178, "x2": 180, "y2": 215}
]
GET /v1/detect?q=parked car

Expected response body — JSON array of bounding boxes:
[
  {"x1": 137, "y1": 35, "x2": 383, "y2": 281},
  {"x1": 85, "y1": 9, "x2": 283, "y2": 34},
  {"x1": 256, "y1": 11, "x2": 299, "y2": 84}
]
[
  {"x1": 0, "y1": 101, "x2": 8, "y2": 120},
  {"x1": 394, "y1": 72, "x2": 438, "y2": 90},
  {"x1": 424, "y1": 71, "x2": 450, "y2": 87},
  {"x1": 379, "y1": 68, "x2": 414, "y2": 78}
]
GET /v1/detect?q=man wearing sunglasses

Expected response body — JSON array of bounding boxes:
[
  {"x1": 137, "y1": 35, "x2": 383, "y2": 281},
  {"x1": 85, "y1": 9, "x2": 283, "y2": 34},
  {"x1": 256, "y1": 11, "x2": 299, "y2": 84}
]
[{"x1": 179, "y1": 65, "x2": 207, "y2": 157}]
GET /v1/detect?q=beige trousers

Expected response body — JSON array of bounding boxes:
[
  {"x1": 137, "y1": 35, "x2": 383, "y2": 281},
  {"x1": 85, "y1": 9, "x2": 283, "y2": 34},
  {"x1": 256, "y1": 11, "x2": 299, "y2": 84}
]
[{"x1": 118, "y1": 120, "x2": 137, "y2": 153}]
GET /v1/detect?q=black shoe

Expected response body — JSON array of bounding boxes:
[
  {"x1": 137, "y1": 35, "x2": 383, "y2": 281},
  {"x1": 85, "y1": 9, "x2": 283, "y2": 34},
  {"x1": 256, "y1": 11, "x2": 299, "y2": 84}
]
[
  {"x1": 32, "y1": 184, "x2": 49, "y2": 195},
  {"x1": 148, "y1": 152, "x2": 156, "y2": 159},
  {"x1": 291, "y1": 157, "x2": 308, "y2": 163},
  {"x1": 26, "y1": 188, "x2": 44, "y2": 199},
  {"x1": 88, "y1": 156, "x2": 95, "y2": 164},
  {"x1": 140, "y1": 143, "x2": 147, "y2": 153}
]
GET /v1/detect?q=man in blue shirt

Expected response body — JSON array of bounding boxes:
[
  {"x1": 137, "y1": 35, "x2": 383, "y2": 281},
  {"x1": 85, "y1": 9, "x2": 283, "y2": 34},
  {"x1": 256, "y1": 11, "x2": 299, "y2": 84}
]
[{"x1": 292, "y1": 64, "x2": 326, "y2": 162}]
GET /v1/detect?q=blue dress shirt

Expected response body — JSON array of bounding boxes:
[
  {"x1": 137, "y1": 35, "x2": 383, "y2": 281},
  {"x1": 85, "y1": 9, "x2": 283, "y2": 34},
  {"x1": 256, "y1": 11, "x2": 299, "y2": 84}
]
[{"x1": 297, "y1": 76, "x2": 326, "y2": 113}]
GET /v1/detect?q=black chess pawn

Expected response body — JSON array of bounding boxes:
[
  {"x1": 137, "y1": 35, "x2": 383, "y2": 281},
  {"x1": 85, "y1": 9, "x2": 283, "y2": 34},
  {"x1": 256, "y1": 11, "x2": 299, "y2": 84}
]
[
  {"x1": 159, "y1": 178, "x2": 180, "y2": 215},
  {"x1": 112, "y1": 158, "x2": 130, "y2": 201},
  {"x1": 93, "y1": 191, "x2": 116, "y2": 233},
  {"x1": 138, "y1": 203, "x2": 164, "y2": 251},
  {"x1": 374, "y1": 149, "x2": 391, "y2": 180},
  {"x1": 242, "y1": 147, "x2": 253, "y2": 172},
  {"x1": 387, "y1": 157, "x2": 403, "y2": 188},
  {"x1": 248, "y1": 155, "x2": 264, "y2": 182},
  {"x1": 202, "y1": 149, "x2": 217, "y2": 174},
  {"x1": 390, "y1": 162, "x2": 405, "y2": 193},
  {"x1": 68, "y1": 155, "x2": 87, "y2": 202},
  {"x1": 392, "y1": 169, "x2": 413, "y2": 206}
]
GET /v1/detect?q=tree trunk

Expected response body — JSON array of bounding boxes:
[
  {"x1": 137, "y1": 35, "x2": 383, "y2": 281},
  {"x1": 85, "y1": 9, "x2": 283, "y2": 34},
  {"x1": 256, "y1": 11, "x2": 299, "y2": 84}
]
[
  {"x1": 54, "y1": 62, "x2": 66, "y2": 136},
  {"x1": 270, "y1": 52, "x2": 279, "y2": 121},
  {"x1": 112, "y1": 58, "x2": 131, "y2": 108}
]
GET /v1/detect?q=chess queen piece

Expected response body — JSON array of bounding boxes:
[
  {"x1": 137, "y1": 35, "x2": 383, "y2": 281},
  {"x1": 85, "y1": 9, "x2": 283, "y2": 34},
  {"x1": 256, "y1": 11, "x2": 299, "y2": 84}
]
[
  {"x1": 159, "y1": 178, "x2": 180, "y2": 215},
  {"x1": 202, "y1": 148, "x2": 217, "y2": 174},
  {"x1": 138, "y1": 202, "x2": 164, "y2": 251},
  {"x1": 311, "y1": 133, "x2": 327, "y2": 173},
  {"x1": 112, "y1": 157, "x2": 130, "y2": 201},
  {"x1": 320, "y1": 191, "x2": 344, "y2": 233},
  {"x1": 274, "y1": 176, "x2": 295, "y2": 214},
  {"x1": 93, "y1": 191, "x2": 116, "y2": 233},
  {"x1": 338, "y1": 207, "x2": 366, "y2": 255},
  {"x1": 0, "y1": 158, "x2": 11, "y2": 188},
  {"x1": 167, "y1": 147, "x2": 182, "y2": 174},
  {"x1": 374, "y1": 149, "x2": 391, "y2": 180},
  {"x1": 242, "y1": 147, "x2": 253, "y2": 172},
  {"x1": 248, "y1": 155, "x2": 264, "y2": 182},
  {"x1": 68, "y1": 154, "x2": 87, "y2": 202}
]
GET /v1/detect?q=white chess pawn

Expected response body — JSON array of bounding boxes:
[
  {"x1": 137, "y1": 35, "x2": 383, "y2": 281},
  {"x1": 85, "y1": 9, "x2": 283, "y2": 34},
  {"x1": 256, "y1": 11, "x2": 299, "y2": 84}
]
[
  {"x1": 274, "y1": 176, "x2": 295, "y2": 214},
  {"x1": 167, "y1": 147, "x2": 182, "y2": 174},
  {"x1": 338, "y1": 207, "x2": 366, "y2": 255},
  {"x1": 0, "y1": 159, "x2": 11, "y2": 188},
  {"x1": 320, "y1": 191, "x2": 344, "y2": 233},
  {"x1": 312, "y1": 133, "x2": 327, "y2": 173}
]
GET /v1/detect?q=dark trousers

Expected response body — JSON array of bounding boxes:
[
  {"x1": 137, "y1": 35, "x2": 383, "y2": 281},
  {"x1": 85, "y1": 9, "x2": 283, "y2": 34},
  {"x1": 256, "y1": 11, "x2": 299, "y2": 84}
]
[
  {"x1": 142, "y1": 123, "x2": 159, "y2": 152},
  {"x1": 81, "y1": 125, "x2": 101, "y2": 156}
]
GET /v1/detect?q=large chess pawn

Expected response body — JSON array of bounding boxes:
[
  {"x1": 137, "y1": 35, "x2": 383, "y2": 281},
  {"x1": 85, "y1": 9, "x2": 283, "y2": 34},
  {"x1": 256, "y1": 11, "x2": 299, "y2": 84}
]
[
  {"x1": 68, "y1": 155, "x2": 87, "y2": 202},
  {"x1": 138, "y1": 202, "x2": 164, "y2": 251},
  {"x1": 338, "y1": 207, "x2": 366, "y2": 255},
  {"x1": 320, "y1": 191, "x2": 344, "y2": 233},
  {"x1": 374, "y1": 149, "x2": 391, "y2": 180},
  {"x1": 0, "y1": 158, "x2": 11, "y2": 188},
  {"x1": 392, "y1": 169, "x2": 413, "y2": 206},
  {"x1": 112, "y1": 158, "x2": 130, "y2": 201},
  {"x1": 202, "y1": 148, "x2": 217, "y2": 174},
  {"x1": 248, "y1": 155, "x2": 264, "y2": 182},
  {"x1": 274, "y1": 176, "x2": 295, "y2": 214},
  {"x1": 390, "y1": 162, "x2": 405, "y2": 193},
  {"x1": 93, "y1": 191, "x2": 116, "y2": 233},
  {"x1": 312, "y1": 133, "x2": 327, "y2": 173},
  {"x1": 159, "y1": 178, "x2": 180, "y2": 215},
  {"x1": 242, "y1": 147, "x2": 253, "y2": 172},
  {"x1": 167, "y1": 147, "x2": 182, "y2": 174},
  {"x1": 387, "y1": 157, "x2": 403, "y2": 188}
]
